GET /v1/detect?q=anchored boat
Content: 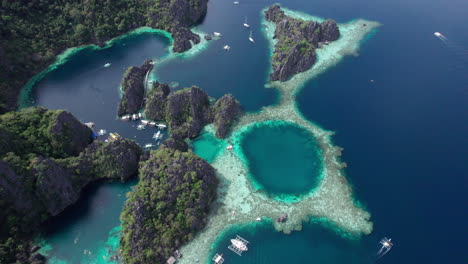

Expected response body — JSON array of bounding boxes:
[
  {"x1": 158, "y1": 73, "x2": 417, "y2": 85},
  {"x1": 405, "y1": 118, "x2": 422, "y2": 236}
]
[
  {"x1": 212, "y1": 253, "x2": 224, "y2": 264},
  {"x1": 228, "y1": 235, "x2": 249, "y2": 256},
  {"x1": 249, "y1": 31, "x2": 255, "y2": 43},
  {"x1": 243, "y1": 17, "x2": 250, "y2": 28}
]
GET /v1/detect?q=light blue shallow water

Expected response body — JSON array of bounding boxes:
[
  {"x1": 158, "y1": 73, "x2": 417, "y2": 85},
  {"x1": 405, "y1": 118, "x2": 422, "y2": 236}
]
[{"x1": 28, "y1": 0, "x2": 468, "y2": 263}]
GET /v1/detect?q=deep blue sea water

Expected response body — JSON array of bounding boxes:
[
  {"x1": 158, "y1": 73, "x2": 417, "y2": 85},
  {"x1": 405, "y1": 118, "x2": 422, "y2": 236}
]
[{"x1": 28, "y1": 0, "x2": 468, "y2": 263}]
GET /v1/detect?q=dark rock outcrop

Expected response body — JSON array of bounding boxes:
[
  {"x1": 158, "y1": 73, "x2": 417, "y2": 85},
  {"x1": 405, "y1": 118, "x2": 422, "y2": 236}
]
[
  {"x1": 166, "y1": 87, "x2": 211, "y2": 138},
  {"x1": 120, "y1": 148, "x2": 217, "y2": 264},
  {"x1": 49, "y1": 110, "x2": 93, "y2": 156},
  {"x1": 0, "y1": 108, "x2": 142, "y2": 261},
  {"x1": 144, "y1": 84, "x2": 242, "y2": 140},
  {"x1": 0, "y1": 160, "x2": 36, "y2": 220},
  {"x1": 144, "y1": 82, "x2": 170, "y2": 121},
  {"x1": 30, "y1": 253, "x2": 46, "y2": 264},
  {"x1": 32, "y1": 156, "x2": 78, "y2": 216},
  {"x1": 161, "y1": 137, "x2": 189, "y2": 152},
  {"x1": 265, "y1": 5, "x2": 340, "y2": 81},
  {"x1": 62, "y1": 138, "x2": 142, "y2": 188},
  {"x1": 172, "y1": 27, "x2": 201, "y2": 53},
  {"x1": 0, "y1": 108, "x2": 93, "y2": 158},
  {"x1": 212, "y1": 94, "x2": 242, "y2": 138},
  {"x1": 117, "y1": 60, "x2": 153, "y2": 116},
  {"x1": 0, "y1": 138, "x2": 141, "y2": 232}
]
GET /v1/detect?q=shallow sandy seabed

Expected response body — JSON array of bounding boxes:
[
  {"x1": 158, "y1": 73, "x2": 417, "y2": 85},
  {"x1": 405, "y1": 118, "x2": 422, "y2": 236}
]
[{"x1": 177, "y1": 8, "x2": 381, "y2": 264}]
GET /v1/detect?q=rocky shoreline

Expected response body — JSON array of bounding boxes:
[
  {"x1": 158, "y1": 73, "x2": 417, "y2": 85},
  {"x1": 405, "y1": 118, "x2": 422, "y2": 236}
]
[
  {"x1": 265, "y1": 5, "x2": 340, "y2": 81},
  {"x1": 120, "y1": 147, "x2": 218, "y2": 264},
  {"x1": 118, "y1": 60, "x2": 153, "y2": 116},
  {"x1": 118, "y1": 69, "x2": 242, "y2": 140},
  {"x1": 0, "y1": 108, "x2": 141, "y2": 263},
  {"x1": 0, "y1": 0, "x2": 209, "y2": 114}
]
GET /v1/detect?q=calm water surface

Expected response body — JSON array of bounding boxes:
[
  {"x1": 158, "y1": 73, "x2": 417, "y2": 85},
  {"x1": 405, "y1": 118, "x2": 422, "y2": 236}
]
[
  {"x1": 30, "y1": 0, "x2": 468, "y2": 263},
  {"x1": 239, "y1": 122, "x2": 323, "y2": 197}
]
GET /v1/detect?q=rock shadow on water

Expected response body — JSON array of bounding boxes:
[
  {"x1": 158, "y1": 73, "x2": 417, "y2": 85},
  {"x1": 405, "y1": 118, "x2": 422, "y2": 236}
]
[{"x1": 37, "y1": 179, "x2": 136, "y2": 264}]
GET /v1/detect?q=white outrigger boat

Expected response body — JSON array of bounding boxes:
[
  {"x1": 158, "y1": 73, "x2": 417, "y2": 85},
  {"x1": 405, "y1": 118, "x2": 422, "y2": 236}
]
[
  {"x1": 143, "y1": 143, "x2": 153, "y2": 149},
  {"x1": 212, "y1": 253, "x2": 224, "y2": 264},
  {"x1": 97, "y1": 129, "x2": 107, "y2": 136},
  {"x1": 84, "y1": 122, "x2": 95, "y2": 128},
  {"x1": 104, "y1": 63, "x2": 111, "y2": 68},
  {"x1": 243, "y1": 17, "x2": 250, "y2": 28},
  {"x1": 223, "y1": 45, "x2": 231, "y2": 51},
  {"x1": 249, "y1": 31, "x2": 255, "y2": 43},
  {"x1": 120, "y1": 115, "x2": 131, "y2": 121},
  {"x1": 153, "y1": 131, "x2": 162, "y2": 140},
  {"x1": 213, "y1": 32, "x2": 222, "y2": 37},
  {"x1": 157, "y1": 123, "x2": 167, "y2": 130},
  {"x1": 136, "y1": 124, "x2": 146, "y2": 130},
  {"x1": 228, "y1": 235, "x2": 249, "y2": 256},
  {"x1": 377, "y1": 237, "x2": 393, "y2": 258}
]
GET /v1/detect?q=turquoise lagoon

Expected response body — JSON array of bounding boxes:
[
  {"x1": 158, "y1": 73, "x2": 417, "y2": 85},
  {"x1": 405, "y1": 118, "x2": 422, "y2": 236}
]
[
  {"x1": 25, "y1": 0, "x2": 468, "y2": 262},
  {"x1": 238, "y1": 121, "x2": 323, "y2": 197}
]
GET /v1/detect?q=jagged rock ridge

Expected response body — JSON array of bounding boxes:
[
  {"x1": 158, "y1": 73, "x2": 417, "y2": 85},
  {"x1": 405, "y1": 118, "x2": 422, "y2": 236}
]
[
  {"x1": 265, "y1": 5, "x2": 340, "y2": 81},
  {"x1": 120, "y1": 147, "x2": 218, "y2": 264},
  {"x1": 118, "y1": 60, "x2": 153, "y2": 116}
]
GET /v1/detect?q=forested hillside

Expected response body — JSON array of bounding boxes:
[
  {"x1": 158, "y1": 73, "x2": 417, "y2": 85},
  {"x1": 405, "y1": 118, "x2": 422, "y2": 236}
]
[{"x1": 0, "y1": 0, "x2": 207, "y2": 113}]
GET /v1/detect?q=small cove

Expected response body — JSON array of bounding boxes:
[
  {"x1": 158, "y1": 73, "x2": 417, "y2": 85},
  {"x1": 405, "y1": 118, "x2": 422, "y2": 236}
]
[{"x1": 38, "y1": 179, "x2": 137, "y2": 264}]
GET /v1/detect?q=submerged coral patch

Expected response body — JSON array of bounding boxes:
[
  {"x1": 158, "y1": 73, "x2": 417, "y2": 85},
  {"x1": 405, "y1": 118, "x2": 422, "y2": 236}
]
[{"x1": 176, "y1": 6, "x2": 380, "y2": 264}]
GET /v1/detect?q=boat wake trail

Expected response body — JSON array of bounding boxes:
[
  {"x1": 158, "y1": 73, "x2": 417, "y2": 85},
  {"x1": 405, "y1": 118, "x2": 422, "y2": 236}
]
[
  {"x1": 434, "y1": 32, "x2": 468, "y2": 78},
  {"x1": 434, "y1": 32, "x2": 468, "y2": 59}
]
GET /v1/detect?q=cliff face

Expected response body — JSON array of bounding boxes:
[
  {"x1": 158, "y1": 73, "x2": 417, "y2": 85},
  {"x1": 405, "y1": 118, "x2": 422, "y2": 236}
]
[
  {"x1": 49, "y1": 110, "x2": 93, "y2": 156},
  {"x1": 0, "y1": 107, "x2": 92, "y2": 158},
  {"x1": 0, "y1": 108, "x2": 141, "y2": 262},
  {"x1": 172, "y1": 27, "x2": 202, "y2": 53},
  {"x1": 166, "y1": 87, "x2": 211, "y2": 138},
  {"x1": 144, "y1": 84, "x2": 242, "y2": 139},
  {"x1": 117, "y1": 60, "x2": 153, "y2": 116},
  {"x1": 0, "y1": 139, "x2": 141, "y2": 232},
  {"x1": 213, "y1": 94, "x2": 242, "y2": 138},
  {"x1": 120, "y1": 148, "x2": 217, "y2": 264},
  {"x1": 144, "y1": 82, "x2": 170, "y2": 121},
  {"x1": 32, "y1": 157, "x2": 79, "y2": 217},
  {"x1": 1, "y1": 0, "x2": 209, "y2": 114},
  {"x1": 265, "y1": 5, "x2": 340, "y2": 81}
]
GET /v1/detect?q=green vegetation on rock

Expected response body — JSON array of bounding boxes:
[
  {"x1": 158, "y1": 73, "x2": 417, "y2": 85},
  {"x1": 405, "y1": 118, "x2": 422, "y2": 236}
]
[
  {"x1": 264, "y1": 5, "x2": 340, "y2": 81},
  {"x1": 0, "y1": 0, "x2": 208, "y2": 113},
  {"x1": 120, "y1": 147, "x2": 218, "y2": 264},
  {"x1": 0, "y1": 108, "x2": 141, "y2": 263},
  {"x1": 143, "y1": 83, "x2": 241, "y2": 139}
]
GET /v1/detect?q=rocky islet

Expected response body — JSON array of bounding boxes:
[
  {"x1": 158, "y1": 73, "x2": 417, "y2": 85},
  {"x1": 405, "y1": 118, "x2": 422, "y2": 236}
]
[{"x1": 265, "y1": 5, "x2": 340, "y2": 81}]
